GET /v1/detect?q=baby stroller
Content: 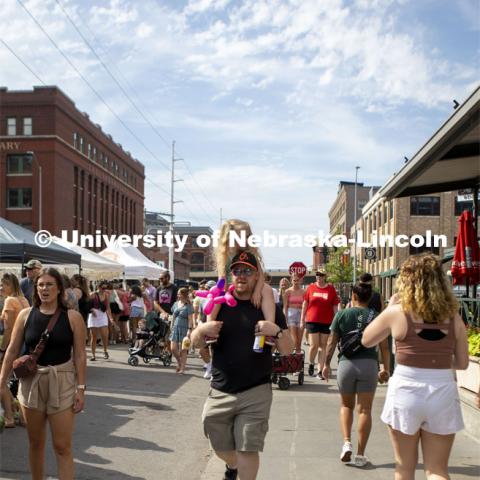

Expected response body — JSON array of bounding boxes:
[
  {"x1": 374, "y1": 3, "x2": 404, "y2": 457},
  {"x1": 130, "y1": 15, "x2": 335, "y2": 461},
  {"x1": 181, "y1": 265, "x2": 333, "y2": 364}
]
[
  {"x1": 127, "y1": 313, "x2": 172, "y2": 367},
  {"x1": 271, "y1": 350, "x2": 305, "y2": 390}
]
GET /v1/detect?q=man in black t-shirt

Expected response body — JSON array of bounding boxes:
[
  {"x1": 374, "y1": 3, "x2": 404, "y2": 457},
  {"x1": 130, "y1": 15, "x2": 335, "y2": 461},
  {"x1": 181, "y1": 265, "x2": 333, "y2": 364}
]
[
  {"x1": 192, "y1": 251, "x2": 292, "y2": 480},
  {"x1": 154, "y1": 272, "x2": 178, "y2": 320}
]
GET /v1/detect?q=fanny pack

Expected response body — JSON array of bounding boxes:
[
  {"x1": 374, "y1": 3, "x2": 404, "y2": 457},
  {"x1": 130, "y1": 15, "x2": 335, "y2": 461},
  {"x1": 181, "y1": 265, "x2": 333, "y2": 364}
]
[
  {"x1": 338, "y1": 309, "x2": 376, "y2": 358},
  {"x1": 12, "y1": 309, "x2": 61, "y2": 378}
]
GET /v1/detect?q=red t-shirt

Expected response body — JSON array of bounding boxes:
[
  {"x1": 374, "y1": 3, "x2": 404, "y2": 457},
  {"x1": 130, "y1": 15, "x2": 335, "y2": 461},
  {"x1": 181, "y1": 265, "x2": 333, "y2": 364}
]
[{"x1": 304, "y1": 283, "x2": 339, "y2": 324}]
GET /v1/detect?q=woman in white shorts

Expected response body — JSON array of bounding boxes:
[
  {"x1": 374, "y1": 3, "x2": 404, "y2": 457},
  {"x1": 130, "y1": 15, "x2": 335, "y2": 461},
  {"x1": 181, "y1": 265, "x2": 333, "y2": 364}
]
[
  {"x1": 87, "y1": 282, "x2": 113, "y2": 361},
  {"x1": 283, "y1": 273, "x2": 304, "y2": 353},
  {"x1": 363, "y1": 254, "x2": 469, "y2": 480}
]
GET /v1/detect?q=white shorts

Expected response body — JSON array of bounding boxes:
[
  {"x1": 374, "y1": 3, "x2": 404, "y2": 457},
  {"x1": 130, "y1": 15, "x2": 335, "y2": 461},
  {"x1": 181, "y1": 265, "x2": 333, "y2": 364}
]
[
  {"x1": 381, "y1": 365, "x2": 464, "y2": 435},
  {"x1": 87, "y1": 309, "x2": 109, "y2": 328}
]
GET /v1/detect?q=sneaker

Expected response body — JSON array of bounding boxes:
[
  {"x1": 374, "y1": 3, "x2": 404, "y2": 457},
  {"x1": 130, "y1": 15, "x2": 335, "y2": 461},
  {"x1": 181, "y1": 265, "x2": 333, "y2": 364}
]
[
  {"x1": 223, "y1": 464, "x2": 238, "y2": 480},
  {"x1": 316, "y1": 373, "x2": 324, "y2": 380},
  {"x1": 351, "y1": 455, "x2": 369, "y2": 467},
  {"x1": 340, "y1": 441, "x2": 353, "y2": 462},
  {"x1": 203, "y1": 364, "x2": 212, "y2": 380},
  {"x1": 308, "y1": 363, "x2": 315, "y2": 376}
]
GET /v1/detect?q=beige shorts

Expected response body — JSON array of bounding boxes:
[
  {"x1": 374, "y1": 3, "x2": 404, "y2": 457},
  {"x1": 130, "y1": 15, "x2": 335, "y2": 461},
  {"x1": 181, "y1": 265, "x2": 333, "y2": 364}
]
[
  {"x1": 202, "y1": 383, "x2": 273, "y2": 452},
  {"x1": 18, "y1": 360, "x2": 76, "y2": 415}
]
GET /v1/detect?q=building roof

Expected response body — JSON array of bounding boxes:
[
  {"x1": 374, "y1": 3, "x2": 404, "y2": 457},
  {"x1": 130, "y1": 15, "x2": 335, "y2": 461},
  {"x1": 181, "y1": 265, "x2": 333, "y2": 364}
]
[{"x1": 378, "y1": 85, "x2": 480, "y2": 199}]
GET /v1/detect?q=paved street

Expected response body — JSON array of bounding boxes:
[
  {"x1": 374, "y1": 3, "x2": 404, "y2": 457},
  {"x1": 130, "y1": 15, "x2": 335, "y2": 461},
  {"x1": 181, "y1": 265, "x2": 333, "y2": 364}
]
[{"x1": 1, "y1": 345, "x2": 479, "y2": 480}]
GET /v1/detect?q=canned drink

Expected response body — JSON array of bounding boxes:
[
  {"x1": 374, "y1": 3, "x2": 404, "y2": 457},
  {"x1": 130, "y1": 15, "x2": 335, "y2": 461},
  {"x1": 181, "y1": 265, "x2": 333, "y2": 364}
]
[{"x1": 253, "y1": 335, "x2": 265, "y2": 353}]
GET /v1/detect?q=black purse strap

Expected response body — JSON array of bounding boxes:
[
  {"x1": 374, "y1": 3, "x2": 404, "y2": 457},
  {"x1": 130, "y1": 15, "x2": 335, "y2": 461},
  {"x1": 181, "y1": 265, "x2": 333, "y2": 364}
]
[{"x1": 30, "y1": 309, "x2": 62, "y2": 361}]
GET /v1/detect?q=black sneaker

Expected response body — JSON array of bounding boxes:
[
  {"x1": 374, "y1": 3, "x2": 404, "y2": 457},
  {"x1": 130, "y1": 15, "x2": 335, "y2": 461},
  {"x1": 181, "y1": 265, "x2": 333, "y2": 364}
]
[
  {"x1": 223, "y1": 465, "x2": 238, "y2": 480},
  {"x1": 308, "y1": 363, "x2": 315, "y2": 376}
]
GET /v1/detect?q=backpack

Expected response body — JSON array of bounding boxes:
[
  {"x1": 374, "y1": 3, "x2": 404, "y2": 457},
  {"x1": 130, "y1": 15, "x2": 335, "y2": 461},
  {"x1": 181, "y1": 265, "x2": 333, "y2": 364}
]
[{"x1": 338, "y1": 309, "x2": 376, "y2": 358}]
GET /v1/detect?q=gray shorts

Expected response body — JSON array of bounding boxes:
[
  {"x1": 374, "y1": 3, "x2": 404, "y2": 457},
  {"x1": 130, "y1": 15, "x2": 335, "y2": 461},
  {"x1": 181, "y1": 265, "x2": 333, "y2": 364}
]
[{"x1": 337, "y1": 358, "x2": 378, "y2": 394}]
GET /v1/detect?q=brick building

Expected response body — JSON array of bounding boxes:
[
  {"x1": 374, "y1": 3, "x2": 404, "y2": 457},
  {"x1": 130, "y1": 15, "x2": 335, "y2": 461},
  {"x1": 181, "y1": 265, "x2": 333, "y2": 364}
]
[
  {"x1": 0, "y1": 86, "x2": 144, "y2": 239},
  {"x1": 328, "y1": 181, "x2": 379, "y2": 236},
  {"x1": 143, "y1": 211, "x2": 215, "y2": 280},
  {"x1": 351, "y1": 189, "x2": 476, "y2": 299}
]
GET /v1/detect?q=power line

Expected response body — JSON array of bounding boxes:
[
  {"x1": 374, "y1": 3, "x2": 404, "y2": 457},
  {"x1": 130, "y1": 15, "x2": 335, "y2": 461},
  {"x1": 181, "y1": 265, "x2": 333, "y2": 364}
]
[
  {"x1": 0, "y1": 39, "x2": 46, "y2": 85},
  {"x1": 53, "y1": 0, "x2": 219, "y2": 224},
  {"x1": 54, "y1": 0, "x2": 172, "y2": 154},
  {"x1": 16, "y1": 0, "x2": 172, "y2": 178}
]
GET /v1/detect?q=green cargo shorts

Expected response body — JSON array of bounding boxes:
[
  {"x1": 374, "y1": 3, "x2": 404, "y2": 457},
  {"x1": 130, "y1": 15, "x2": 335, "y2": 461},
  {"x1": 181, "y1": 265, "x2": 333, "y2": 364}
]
[{"x1": 202, "y1": 383, "x2": 273, "y2": 452}]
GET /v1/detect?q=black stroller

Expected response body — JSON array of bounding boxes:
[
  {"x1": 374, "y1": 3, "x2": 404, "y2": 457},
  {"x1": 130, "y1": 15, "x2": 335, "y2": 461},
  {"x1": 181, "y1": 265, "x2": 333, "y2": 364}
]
[{"x1": 127, "y1": 313, "x2": 172, "y2": 367}]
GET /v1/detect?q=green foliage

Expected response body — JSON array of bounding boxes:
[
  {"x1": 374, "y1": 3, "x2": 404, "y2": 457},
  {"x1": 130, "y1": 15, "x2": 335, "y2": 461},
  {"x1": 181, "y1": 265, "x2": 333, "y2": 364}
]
[
  {"x1": 468, "y1": 328, "x2": 480, "y2": 357},
  {"x1": 324, "y1": 246, "x2": 360, "y2": 285}
]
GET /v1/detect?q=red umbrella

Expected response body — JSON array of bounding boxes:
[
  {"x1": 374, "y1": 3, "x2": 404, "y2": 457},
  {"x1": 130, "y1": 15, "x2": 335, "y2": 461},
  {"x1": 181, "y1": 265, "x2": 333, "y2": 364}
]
[{"x1": 451, "y1": 210, "x2": 480, "y2": 286}]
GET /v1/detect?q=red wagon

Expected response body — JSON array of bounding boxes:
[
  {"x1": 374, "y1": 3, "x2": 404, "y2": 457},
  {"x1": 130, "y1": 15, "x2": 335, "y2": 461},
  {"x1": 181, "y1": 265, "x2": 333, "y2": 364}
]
[{"x1": 271, "y1": 351, "x2": 305, "y2": 390}]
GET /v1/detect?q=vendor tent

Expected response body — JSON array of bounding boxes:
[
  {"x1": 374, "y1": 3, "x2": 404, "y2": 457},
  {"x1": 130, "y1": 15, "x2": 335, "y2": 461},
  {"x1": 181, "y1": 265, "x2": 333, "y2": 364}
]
[
  {"x1": 0, "y1": 218, "x2": 81, "y2": 267},
  {"x1": 53, "y1": 236, "x2": 124, "y2": 280},
  {"x1": 99, "y1": 241, "x2": 165, "y2": 280}
]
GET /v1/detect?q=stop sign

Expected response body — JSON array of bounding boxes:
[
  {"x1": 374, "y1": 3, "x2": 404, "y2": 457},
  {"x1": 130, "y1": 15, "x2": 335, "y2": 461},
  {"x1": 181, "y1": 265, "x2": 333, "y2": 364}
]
[{"x1": 289, "y1": 261, "x2": 307, "y2": 278}]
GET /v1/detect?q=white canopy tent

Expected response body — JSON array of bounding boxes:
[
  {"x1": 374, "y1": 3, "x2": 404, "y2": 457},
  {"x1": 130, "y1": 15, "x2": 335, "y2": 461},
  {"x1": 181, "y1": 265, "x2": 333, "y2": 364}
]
[
  {"x1": 99, "y1": 241, "x2": 166, "y2": 280},
  {"x1": 53, "y1": 237, "x2": 124, "y2": 280}
]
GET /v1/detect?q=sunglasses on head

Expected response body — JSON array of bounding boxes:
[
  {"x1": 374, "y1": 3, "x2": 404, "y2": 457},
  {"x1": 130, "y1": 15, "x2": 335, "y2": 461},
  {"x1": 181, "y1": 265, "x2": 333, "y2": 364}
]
[{"x1": 232, "y1": 268, "x2": 255, "y2": 277}]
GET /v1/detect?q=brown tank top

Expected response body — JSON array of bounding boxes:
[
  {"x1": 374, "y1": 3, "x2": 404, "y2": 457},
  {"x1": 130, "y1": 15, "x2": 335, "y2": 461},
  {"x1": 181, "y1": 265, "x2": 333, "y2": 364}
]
[{"x1": 395, "y1": 314, "x2": 455, "y2": 369}]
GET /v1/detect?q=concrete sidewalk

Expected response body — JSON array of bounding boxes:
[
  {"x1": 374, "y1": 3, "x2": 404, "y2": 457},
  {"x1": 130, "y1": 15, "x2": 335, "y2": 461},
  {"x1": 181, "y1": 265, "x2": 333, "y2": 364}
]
[{"x1": 201, "y1": 370, "x2": 480, "y2": 480}]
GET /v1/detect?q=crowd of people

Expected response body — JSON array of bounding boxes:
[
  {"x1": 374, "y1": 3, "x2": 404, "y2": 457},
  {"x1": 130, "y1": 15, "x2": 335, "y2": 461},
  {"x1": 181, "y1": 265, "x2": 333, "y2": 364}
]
[{"x1": 0, "y1": 218, "x2": 475, "y2": 480}]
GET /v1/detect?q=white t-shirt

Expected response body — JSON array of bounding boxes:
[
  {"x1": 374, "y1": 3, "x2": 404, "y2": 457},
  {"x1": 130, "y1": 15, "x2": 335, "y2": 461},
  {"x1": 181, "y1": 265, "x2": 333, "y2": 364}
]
[
  {"x1": 131, "y1": 297, "x2": 145, "y2": 309},
  {"x1": 272, "y1": 287, "x2": 280, "y2": 304}
]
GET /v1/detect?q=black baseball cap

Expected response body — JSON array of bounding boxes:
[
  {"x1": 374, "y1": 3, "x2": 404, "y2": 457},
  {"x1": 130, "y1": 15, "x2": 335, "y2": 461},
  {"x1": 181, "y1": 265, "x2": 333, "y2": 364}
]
[{"x1": 230, "y1": 251, "x2": 258, "y2": 271}]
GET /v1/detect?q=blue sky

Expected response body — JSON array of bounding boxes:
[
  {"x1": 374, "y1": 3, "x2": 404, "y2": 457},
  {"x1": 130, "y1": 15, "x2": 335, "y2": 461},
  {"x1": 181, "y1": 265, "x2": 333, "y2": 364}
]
[{"x1": 1, "y1": 0, "x2": 479, "y2": 268}]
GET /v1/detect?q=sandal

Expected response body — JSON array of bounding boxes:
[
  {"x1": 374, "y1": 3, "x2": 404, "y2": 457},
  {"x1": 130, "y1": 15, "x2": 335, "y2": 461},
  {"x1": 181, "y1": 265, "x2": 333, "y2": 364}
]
[
  {"x1": 103, "y1": 352, "x2": 109, "y2": 360},
  {"x1": 4, "y1": 419, "x2": 16, "y2": 428}
]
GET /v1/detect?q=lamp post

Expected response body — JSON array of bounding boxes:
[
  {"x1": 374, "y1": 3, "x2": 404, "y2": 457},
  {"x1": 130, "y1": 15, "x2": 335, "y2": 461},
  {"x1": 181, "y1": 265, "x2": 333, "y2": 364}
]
[
  {"x1": 26, "y1": 151, "x2": 42, "y2": 230},
  {"x1": 353, "y1": 166, "x2": 360, "y2": 284}
]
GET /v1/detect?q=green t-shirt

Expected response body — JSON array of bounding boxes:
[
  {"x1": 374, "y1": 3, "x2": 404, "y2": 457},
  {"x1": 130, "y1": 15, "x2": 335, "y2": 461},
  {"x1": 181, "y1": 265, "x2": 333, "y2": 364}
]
[{"x1": 330, "y1": 307, "x2": 378, "y2": 362}]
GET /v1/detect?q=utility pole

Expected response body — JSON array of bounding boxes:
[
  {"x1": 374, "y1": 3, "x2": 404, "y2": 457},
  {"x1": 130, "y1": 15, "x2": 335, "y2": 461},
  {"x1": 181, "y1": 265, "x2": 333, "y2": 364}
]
[
  {"x1": 353, "y1": 166, "x2": 360, "y2": 285},
  {"x1": 168, "y1": 141, "x2": 183, "y2": 281}
]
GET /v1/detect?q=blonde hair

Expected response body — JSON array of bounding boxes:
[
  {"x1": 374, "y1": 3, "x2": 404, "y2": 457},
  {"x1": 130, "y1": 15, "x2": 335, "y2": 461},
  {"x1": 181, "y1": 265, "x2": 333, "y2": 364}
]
[
  {"x1": 216, "y1": 219, "x2": 264, "y2": 276},
  {"x1": 396, "y1": 253, "x2": 458, "y2": 323}
]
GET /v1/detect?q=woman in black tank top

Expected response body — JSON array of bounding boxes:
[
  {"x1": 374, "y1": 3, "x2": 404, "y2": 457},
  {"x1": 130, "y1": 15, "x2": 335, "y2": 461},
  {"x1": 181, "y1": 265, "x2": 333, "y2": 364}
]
[{"x1": 0, "y1": 267, "x2": 87, "y2": 480}]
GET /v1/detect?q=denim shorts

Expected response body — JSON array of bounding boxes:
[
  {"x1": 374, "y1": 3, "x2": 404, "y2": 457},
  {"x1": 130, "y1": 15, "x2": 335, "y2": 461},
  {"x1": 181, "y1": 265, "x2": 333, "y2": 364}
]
[
  {"x1": 287, "y1": 308, "x2": 302, "y2": 327},
  {"x1": 130, "y1": 306, "x2": 144, "y2": 319}
]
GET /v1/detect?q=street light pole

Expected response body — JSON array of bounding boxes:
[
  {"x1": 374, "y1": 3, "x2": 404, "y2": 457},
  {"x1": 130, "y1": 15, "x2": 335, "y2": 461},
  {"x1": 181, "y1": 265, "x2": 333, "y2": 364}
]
[
  {"x1": 26, "y1": 151, "x2": 42, "y2": 230},
  {"x1": 353, "y1": 165, "x2": 360, "y2": 285}
]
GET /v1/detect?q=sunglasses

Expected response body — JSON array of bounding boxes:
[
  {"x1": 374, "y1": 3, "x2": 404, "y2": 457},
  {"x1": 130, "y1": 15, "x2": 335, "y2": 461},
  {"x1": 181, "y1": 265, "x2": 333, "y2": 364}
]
[{"x1": 232, "y1": 268, "x2": 255, "y2": 277}]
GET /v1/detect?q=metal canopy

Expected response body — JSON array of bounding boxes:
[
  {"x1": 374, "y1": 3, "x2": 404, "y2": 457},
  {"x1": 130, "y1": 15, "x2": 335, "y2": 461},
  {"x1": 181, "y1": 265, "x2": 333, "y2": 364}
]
[{"x1": 378, "y1": 86, "x2": 480, "y2": 199}]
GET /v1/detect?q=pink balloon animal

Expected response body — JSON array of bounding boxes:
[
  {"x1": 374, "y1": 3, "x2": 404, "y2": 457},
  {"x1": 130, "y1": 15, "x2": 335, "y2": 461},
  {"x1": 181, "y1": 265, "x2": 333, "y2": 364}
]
[{"x1": 195, "y1": 279, "x2": 237, "y2": 315}]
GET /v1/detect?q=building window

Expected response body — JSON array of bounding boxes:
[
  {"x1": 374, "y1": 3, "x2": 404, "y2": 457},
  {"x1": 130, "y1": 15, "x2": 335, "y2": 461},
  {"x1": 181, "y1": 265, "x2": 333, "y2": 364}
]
[
  {"x1": 7, "y1": 188, "x2": 32, "y2": 208},
  {"x1": 384, "y1": 203, "x2": 388, "y2": 223},
  {"x1": 80, "y1": 137, "x2": 84, "y2": 153},
  {"x1": 73, "y1": 132, "x2": 78, "y2": 149},
  {"x1": 6, "y1": 154, "x2": 32, "y2": 174},
  {"x1": 390, "y1": 201, "x2": 394, "y2": 219},
  {"x1": 23, "y1": 117, "x2": 32, "y2": 135},
  {"x1": 410, "y1": 196, "x2": 440, "y2": 216},
  {"x1": 409, "y1": 238, "x2": 440, "y2": 256},
  {"x1": 358, "y1": 200, "x2": 367, "y2": 210},
  {"x1": 87, "y1": 144, "x2": 92, "y2": 159},
  {"x1": 93, "y1": 147, "x2": 97, "y2": 161},
  {"x1": 373, "y1": 209, "x2": 377, "y2": 230},
  {"x1": 7, "y1": 118, "x2": 16, "y2": 136}
]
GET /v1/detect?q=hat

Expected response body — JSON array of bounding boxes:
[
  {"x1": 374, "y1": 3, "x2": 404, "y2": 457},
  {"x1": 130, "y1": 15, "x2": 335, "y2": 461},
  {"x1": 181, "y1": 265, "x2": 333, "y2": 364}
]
[
  {"x1": 206, "y1": 280, "x2": 217, "y2": 289},
  {"x1": 315, "y1": 268, "x2": 327, "y2": 276},
  {"x1": 230, "y1": 251, "x2": 258, "y2": 271},
  {"x1": 25, "y1": 259, "x2": 42, "y2": 270}
]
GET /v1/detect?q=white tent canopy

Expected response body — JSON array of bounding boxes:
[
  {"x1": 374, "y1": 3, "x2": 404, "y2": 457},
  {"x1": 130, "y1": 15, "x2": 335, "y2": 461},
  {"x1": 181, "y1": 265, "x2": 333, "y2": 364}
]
[
  {"x1": 99, "y1": 241, "x2": 165, "y2": 280},
  {"x1": 53, "y1": 237, "x2": 124, "y2": 280}
]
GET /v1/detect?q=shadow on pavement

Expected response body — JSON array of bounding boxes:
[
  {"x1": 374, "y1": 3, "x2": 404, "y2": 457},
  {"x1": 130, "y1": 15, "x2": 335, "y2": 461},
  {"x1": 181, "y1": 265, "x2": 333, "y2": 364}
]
[{"x1": 373, "y1": 462, "x2": 480, "y2": 477}]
